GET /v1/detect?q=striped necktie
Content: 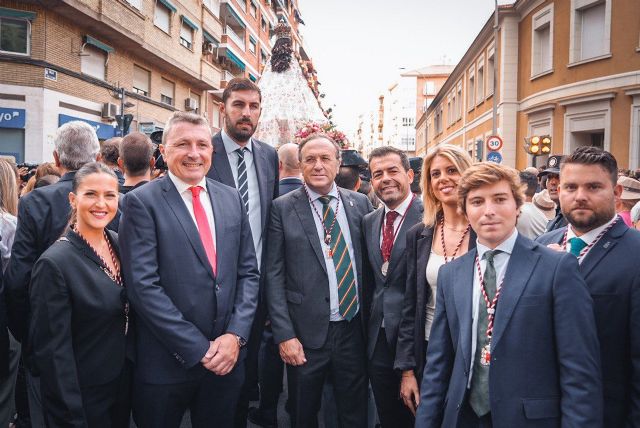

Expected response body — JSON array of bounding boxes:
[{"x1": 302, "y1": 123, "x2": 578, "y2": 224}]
[
  {"x1": 319, "y1": 195, "x2": 358, "y2": 321},
  {"x1": 235, "y1": 147, "x2": 249, "y2": 213}
]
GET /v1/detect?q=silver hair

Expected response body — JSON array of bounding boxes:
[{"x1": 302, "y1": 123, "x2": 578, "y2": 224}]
[
  {"x1": 161, "y1": 111, "x2": 211, "y2": 146},
  {"x1": 54, "y1": 121, "x2": 100, "y2": 170}
]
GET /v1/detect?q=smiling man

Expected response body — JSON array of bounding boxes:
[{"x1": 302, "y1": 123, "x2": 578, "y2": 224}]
[
  {"x1": 362, "y1": 146, "x2": 422, "y2": 427},
  {"x1": 265, "y1": 134, "x2": 372, "y2": 427},
  {"x1": 416, "y1": 162, "x2": 602, "y2": 428},
  {"x1": 120, "y1": 111, "x2": 260, "y2": 428},
  {"x1": 537, "y1": 147, "x2": 640, "y2": 427}
]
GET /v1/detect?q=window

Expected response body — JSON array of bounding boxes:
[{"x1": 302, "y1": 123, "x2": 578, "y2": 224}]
[
  {"x1": 249, "y1": 37, "x2": 256, "y2": 54},
  {"x1": 81, "y1": 44, "x2": 106, "y2": 80},
  {"x1": 260, "y1": 49, "x2": 267, "y2": 64},
  {"x1": 180, "y1": 21, "x2": 193, "y2": 49},
  {"x1": 236, "y1": 0, "x2": 247, "y2": 13},
  {"x1": 261, "y1": 17, "x2": 267, "y2": 32},
  {"x1": 487, "y1": 45, "x2": 495, "y2": 96},
  {"x1": 189, "y1": 92, "x2": 201, "y2": 113},
  {"x1": 203, "y1": 0, "x2": 220, "y2": 17},
  {"x1": 250, "y1": 1, "x2": 258, "y2": 18},
  {"x1": 161, "y1": 78, "x2": 174, "y2": 106},
  {"x1": 476, "y1": 57, "x2": 484, "y2": 103},
  {"x1": 447, "y1": 95, "x2": 452, "y2": 126},
  {"x1": 154, "y1": 2, "x2": 172, "y2": 33},
  {"x1": 0, "y1": 17, "x2": 30, "y2": 55},
  {"x1": 211, "y1": 103, "x2": 221, "y2": 129},
  {"x1": 532, "y1": 4, "x2": 553, "y2": 76},
  {"x1": 423, "y1": 81, "x2": 435, "y2": 96},
  {"x1": 467, "y1": 66, "x2": 475, "y2": 110},
  {"x1": 457, "y1": 81, "x2": 463, "y2": 119},
  {"x1": 571, "y1": 0, "x2": 611, "y2": 62},
  {"x1": 450, "y1": 91, "x2": 456, "y2": 121},
  {"x1": 125, "y1": 0, "x2": 142, "y2": 9},
  {"x1": 133, "y1": 65, "x2": 150, "y2": 96}
]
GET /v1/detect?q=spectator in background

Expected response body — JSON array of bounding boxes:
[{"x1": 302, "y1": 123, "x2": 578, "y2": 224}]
[
  {"x1": 0, "y1": 158, "x2": 18, "y2": 428},
  {"x1": 538, "y1": 155, "x2": 567, "y2": 232},
  {"x1": 409, "y1": 157, "x2": 423, "y2": 197},
  {"x1": 532, "y1": 189, "x2": 557, "y2": 222},
  {"x1": 100, "y1": 137, "x2": 125, "y2": 186},
  {"x1": 20, "y1": 163, "x2": 60, "y2": 197},
  {"x1": 358, "y1": 179, "x2": 380, "y2": 209},
  {"x1": 516, "y1": 171, "x2": 548, "y2": 239},
  {"x1": 615, "y1": 176, "x2": 640, "y2": 226},
  {"x1": 118, "y1": 132, "x2": 155, "y2": 195},
  {"x1": 276, "y1": 142, "x2": 303, "y2": 197}
]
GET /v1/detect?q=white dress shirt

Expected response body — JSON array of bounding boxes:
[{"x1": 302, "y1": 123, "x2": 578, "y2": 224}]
[
  {"x1": 565, "y1": 214, "x2": 618, "y2": 261},
  {"x1": 168, "y1": 171, "x2": 216, "y2": 248},
  {"x1": 222, "y1": 129, "x2": 262, "y2": 267},
  {"x1": 307, "y1": 183, "x2": 359, "y2": 322},
  {"x1": 468, "y1": 229, "x2": 518, "y2": 387}
]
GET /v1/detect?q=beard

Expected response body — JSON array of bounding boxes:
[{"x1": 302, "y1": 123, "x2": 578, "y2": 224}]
[
  {"x1": 563, "y1": 205, "x2": 615, "y2": 232},
  {"x1": 226, "y1": 117, "x2": 256, "y2": 142}
]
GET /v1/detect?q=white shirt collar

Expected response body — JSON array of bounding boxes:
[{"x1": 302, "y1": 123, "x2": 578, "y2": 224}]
[
  {"x1": 306, "y1": 183, "x2": 339, "y2": 203},
  {"x1": 383, "y1": 192, "x2": 414, "y2": 217},
  {"x1": 222, "y1": 129, "x2": 253, "y2": 154},
  {"x1": 168, "y1": 171, "x2": 208, "y2": 195},
  {"x1": 566, "y1": 214, "x2": 618, "y2": 246},
  {"x1": 476, "y1": 229, "x2": 518, "y2": 260}
]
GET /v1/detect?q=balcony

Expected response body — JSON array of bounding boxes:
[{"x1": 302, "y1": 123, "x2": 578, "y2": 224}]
[{"x1": 224, "y1": 25, "x2": 245, "y2": 50}]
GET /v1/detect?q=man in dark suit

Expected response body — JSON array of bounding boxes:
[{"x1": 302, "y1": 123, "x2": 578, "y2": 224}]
[
  {"x1": 416, "y1": 162, "x2": 602, "y2": 428},
  {"x1": 120, "y1": 111, "x2": 260, "y2": 428},
  {"x1": 537, "y1": 147, "x2": 640, "y2": 427},
  {"x1": 362, "y1": 146, "x2": 422, "y2": 427},
  {"x1": 206, "y1": 78, "x2": 278, "y2": 426},
  {"x1": 266, "y1": 134, "x2": 373, "y2": 427},
  {"x1": 5, "y1": 120, "x2": 100, "y2": 427},
  {"x1": 277, "y1": 142, "x2": 303, "y2": 196}
]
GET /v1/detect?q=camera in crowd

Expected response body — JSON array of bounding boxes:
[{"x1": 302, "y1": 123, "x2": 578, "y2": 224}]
[{"x1": 17, "y1": 162, "x2": 38, "y2": 182}]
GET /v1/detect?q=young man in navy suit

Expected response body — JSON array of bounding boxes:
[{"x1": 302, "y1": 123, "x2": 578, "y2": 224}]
[
  {"x1": 537, "y1": 147, "x2": 640, "y2": 427},
  {"x1": 416, "y1": 162, "x2": 602, "y2": 428}
]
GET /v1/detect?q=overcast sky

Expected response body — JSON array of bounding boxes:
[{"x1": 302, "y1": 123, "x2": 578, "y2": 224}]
[{"x1": 299, "y1": 0, "x2": 510, "y2": 136}]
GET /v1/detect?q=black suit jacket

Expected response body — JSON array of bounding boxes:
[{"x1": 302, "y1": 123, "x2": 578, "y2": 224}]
[
  {"x1": 0, "y1": 246, "x2": 8, "y2": 379},
  {"x1": 278, "y1": 177, "x2": 303, "y2": 197},
  {"x1": 29, "y1": 229, "x2": 128, "y2": 426},
  {"x1": 207, "y1": 132, "x2": 279, "y2": 269},
  {"x1": 120, "y1": 175, "x2": 260, "y2": 384},
  {"x1": 5, "y1": 171, "x2": 76, "y2": 342},
  {"x1": 362, "y1": 198, "x2": 423, "y2": 359},
  {"x1": 265, "y1": 186, "x2": 373, "y2": 349},
  {"x1": 394, "y1": 222, "x2": 477, "y2": 378},
  {"x1": 537, "y1": 220, "x2": 640, "y2": 427}
]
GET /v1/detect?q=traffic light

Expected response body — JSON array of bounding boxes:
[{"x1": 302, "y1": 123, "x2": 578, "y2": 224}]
[
  {"x1": 529, "y1": 136, "x2": 541, "y2": 155},
  {"x1": 540, "y1": 135, "x2": 552, "y2": 154},
  {"x1": 524, "y1": 135, "x2": 552, "y2": 156}
]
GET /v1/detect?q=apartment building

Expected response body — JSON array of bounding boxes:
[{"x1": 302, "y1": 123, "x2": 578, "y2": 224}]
[{"x1": 418, "y1": 0, "x2": 640, "y2": 169}]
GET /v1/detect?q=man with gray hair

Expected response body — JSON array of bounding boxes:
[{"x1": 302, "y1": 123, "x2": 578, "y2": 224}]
[{"x1": 5, "y1": 120, "x2": 100, "y2": 427}]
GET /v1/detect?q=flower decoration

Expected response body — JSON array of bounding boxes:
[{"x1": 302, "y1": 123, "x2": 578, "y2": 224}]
[{"x1": 294, "y1": 121, "x2": 350, "y2": 149}]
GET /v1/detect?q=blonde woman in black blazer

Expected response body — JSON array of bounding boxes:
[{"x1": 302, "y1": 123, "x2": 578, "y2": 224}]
[{"x1": 29, "y1": 162, "x2": 130, "y2": 428}]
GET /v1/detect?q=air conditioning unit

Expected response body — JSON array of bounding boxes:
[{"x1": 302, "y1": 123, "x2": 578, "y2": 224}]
[
  {"x1": 185, "y1": 98, "x2": 198, "y2": 111},
  {"x1": 203, "y1": 42, "x2": 216, "y2": 54},
  {"x1": 101, "y1": 102, "x2": 118, "y2": 119}
]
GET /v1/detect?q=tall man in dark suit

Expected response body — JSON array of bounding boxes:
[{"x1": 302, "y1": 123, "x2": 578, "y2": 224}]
[
  {"x1": 206, "y1": 78, "x2": 279, "y2": 426},
  {"x1": 120, "y1": 112, "x2": 260, "y2": 428},
  {"x1": 5, "y1": 121, "x2": 100, "y2": 427},
  {"x1": 416, "y1": 162, "x2": 602, "y2": 428},
  {"x1": 277, "y1": 142, "x2": 303, "y2": 196},
  {"x1": 537, "y1": 146, "x2": 640, "y2": 427},
  {"x1": 266, "y1": 134, "x2": 373, "y2": 427},
  {"x1": 362, "y1": 146, "x2": 422, "y2": 427}
]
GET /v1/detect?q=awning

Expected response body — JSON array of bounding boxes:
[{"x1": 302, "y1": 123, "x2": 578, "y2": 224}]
[
  {"x1": 225, "y1": 49, "x2": 245, "y2": 71},
  {"x1": 157, "y1": 0, "x2": 177, "y2": 13},
  {"x1": 225, "y1": 3, "x2": 246, "y2": 29},
  {"x1": 181, "y1": 15, "x2": 198, "y2": 31},
  {"x1": 203, "y1": 30, "x2": 219, "y2": 45},
  {"x1": 249, "y1": 74, "x2": 257, "y2": 82},
  {"x1": 83, "y1": 35, "x2": 114, "y2": 53},
  {"x1": 0, "y1": 7, "x2": 36, "y2": 20},
  {"x1": 249, "y1": 35, "x2": 257, "y2": 44}
]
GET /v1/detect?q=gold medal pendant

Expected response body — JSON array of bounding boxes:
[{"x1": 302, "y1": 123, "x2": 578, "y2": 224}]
[
  {"x1": 480, "y1": 343, "x2": 491, "y2": 366},
  {"x1": 381, "y1": 260, "x2": 389, "y2": 276}
]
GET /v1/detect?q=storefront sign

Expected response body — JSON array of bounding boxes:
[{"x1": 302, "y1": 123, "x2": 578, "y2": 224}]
[
  {"x1": 58, "y1": 114, "x2": 116, "y2": 140},
  {"x1": 0, "y1": 108, "x2": 26, "y2": 128}
]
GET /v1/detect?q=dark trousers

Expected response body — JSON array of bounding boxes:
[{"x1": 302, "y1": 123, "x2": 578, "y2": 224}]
[
  {"x1": 287, "y1": 316, "x2": 368, "y2": 428},
  {"x1": 459, "y1": 397, "x2": 493, "y2": 428},
  {"x1": 257, "y1": 325, "x2": 284, "y2": 422},
  {"x1": 368, "y1": 329, "x2": 414, "y2": 428},
  {"x1": 132, "y1": 360, "x2": 244, "y2": 428},
  {"x1": 77, "y1": 363, "x2": 132, "y2": 428}
]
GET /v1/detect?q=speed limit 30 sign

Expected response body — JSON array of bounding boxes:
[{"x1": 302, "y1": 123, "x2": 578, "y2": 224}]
[{"x1": 486, "y1": 135, "x2": 503, "y2": 152}]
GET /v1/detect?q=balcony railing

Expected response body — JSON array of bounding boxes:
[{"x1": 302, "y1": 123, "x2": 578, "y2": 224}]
[
  {"x1": 225, "y1": 26, "x2": 245, "y2": 50},
  {"x1": 222, "y1": 70, "x2": 237, "y2": 82}
]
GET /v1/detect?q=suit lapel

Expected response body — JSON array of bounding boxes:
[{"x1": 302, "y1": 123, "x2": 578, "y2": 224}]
[
  {"x1": 453, "y1": 250, "x2": 476, "y2": 371},
  {"x1": 292, "y1": 189, "x2": 327, "y2": 273},
  {"x1": 369, "y1": 208, "x2": 384, "y2": 274},
  {"x1": 161, "y1": 177, "x2": 215, "y2": 280},
  {"x1": 386, "y1": 199, "x2": 422, "y2": 277},
  {"x1": 210, "y1": 133, "x2": 235, "y2": 187},
  {"x1": 206, "y1": 180, "x2": 225, "y2": 280},
  {"x1": 490, "y1": 236, "x2": 539, "y2": 351},
  {"x1": 580, "y1": 219, "x2": 626, "y2": 278},
  {"x1": 252, "y1": 140, "x2": 270, "y2": 232}
]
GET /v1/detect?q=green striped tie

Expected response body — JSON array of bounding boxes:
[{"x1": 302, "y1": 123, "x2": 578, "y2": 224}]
[{"x1": 319, "y1": 196, "x2": 358, "y2": 321}]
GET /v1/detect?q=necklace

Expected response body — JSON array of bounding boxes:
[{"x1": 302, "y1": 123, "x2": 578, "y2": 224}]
[
  {"x1": 72, "y1": 225, "x2": 129, "y2": 335},
  {"x1": 439, "y1": 217, "x2": 471, "y2": 263},
  {"x1": 474, "y1": 254, "x2": 505, "y2": 367},
  {"x1": 442, "y1": 222, "x2": 468, "y2": 232},
  {"x1": 304, "y1": 185, "x2": 341, "y2": 257},
  {"x1": 560, "y1": 217, "x2": 617, "y2": 264}
]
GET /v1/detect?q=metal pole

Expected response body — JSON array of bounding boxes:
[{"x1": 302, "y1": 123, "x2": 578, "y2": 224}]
[{"x1": 492, "y1": 0, "x2": 498, "y2": 136}]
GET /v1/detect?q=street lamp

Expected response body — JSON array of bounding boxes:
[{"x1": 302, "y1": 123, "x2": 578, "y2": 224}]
[{"x1": 492, "y1": 0, "x2": 499, "y2": 136}]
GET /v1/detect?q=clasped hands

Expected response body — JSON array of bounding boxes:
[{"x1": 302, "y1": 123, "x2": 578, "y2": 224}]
[{"x1": 200, "y1": 333, "x2": 240, "y2": 375}]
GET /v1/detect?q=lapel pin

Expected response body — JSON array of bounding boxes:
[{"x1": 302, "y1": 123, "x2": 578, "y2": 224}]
[
  {"x1": 603, "y1": 241, "x2": 610, "y2": 249},
  {"x1": 349, "y1": 200, "x2": 354, "y2": 207}
]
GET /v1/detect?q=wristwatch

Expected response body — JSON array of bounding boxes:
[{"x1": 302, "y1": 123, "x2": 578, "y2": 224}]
[{"x1": 235, "y1": 335, "x2": 247, "y2": 347}]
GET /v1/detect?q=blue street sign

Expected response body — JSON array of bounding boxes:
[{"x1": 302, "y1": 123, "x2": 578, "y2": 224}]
[
  {"x1": 0, "y1": 108, "x2": 26, "y2": 129},
  {"x1": 58, "y1": 114, "x2": 116, "y2": 140},
  {"x1": 487, "y1": 151, "x2": 503, "y2": 164}
]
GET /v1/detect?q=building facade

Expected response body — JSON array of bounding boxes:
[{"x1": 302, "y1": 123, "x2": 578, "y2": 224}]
[{"x1": 419, "y1": 0, "x2": 640, "y2": 169}]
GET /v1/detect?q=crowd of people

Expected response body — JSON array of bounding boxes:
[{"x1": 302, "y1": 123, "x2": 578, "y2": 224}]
[{"x1": 0, "y1": 77, "x2": 637, "y2": 428}]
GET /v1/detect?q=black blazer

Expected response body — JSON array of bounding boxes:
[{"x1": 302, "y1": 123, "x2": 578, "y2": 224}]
[
  {"x1": 362, "y1": 198, "x2": 423, "y2": 359},
  {"x1": 394, "y1": 222, "x2": 476, "y2": 377},
  {"x1": 29, "y1": 229, "x2": 128, "y2": 426},
  {"x1": 0, "y1": 252, "x2": 8, "y2": 379},
  {"x1": 265, "y1": 186, "x2": 373, "y2": 349},
  {"x1": 6, "y1": 171, "x2": 76, "y2": 343},
  {"x1": 278, "y1": 177, "x2": 303, "y2": 197}
]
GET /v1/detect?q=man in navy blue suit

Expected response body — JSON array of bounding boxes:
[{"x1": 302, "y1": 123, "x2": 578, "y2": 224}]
[
  {"x1": 537, "y1": 146, "x2": 640, "y2": 427},
  {"x1": 120, "y1": 111, "x2": 260, "y2": 428},
  {"x1": 416, "y1": 162, "x2": 602, "y2": 428}
]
